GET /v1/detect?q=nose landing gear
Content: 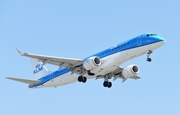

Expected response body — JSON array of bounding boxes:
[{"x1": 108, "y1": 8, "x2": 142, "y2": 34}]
[{"x1": 147, "y1": 50, "x2": 152, "y2": 62}]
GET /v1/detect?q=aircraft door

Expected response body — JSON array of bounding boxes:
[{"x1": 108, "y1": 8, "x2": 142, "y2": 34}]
[{"x1": 137, "y1": 37, "x2": 141, "y2": 46}]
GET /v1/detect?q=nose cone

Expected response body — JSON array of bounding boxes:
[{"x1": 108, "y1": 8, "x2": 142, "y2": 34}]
[
  {"x1": 156, "y1": 36, "x2": 165, "y2": 42},
  {"x1": 155, "y1": 36, "x2": 166, "y2": 45},
  {"x1": 152, "y1": 36, "x2": 166, "y2": 48}
]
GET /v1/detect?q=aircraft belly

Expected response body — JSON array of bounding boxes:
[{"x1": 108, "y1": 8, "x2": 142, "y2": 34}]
[
  {"x1": 55, "y1": 73, "x2": 79, "y2": 86},
  {"x1": 39, "y1": 72, "x2": 79, "y2": 88}
]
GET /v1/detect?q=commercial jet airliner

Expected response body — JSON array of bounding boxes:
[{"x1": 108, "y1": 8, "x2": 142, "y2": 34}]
[{"x1": 7, "y1": 33, "x2": 165, "y2": 88}]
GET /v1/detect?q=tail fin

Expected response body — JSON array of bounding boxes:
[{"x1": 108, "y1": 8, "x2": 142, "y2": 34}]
[{"x1": 30, "y1": 58, "x2": 50, "y2": 79}]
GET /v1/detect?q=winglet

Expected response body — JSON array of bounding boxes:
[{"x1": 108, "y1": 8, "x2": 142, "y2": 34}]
[{"x1": 15, "y1": 47, "x2": 25, "y2": 56}]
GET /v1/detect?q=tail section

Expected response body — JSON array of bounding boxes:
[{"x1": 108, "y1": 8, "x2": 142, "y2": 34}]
[{"x1": 30, "y1": 58, "x2": 50, "y2": 79}]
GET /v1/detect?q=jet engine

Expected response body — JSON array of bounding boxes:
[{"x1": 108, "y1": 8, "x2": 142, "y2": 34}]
[
  {"x1": 122, "y1": 65, "x2": 139, "y2": 78},
  {"x1": 83, "y1": 56, "x2": 101, "y2": 70}
]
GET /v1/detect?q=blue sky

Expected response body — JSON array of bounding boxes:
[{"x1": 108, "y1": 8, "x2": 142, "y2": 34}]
[{"x1": 0, "y1": 0, "x2": 180, "y2": 115}]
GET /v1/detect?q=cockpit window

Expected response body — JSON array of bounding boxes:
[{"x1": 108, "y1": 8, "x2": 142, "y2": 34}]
[
  {"x1": 151, "y1": 34, "x2": 157, "y2": 36},
  {"x1": 146, "y1": 34, "x2": 157, "y2": 37}
]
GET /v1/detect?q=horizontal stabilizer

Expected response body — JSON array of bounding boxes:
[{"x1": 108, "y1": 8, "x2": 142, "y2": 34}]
[{"x1": 6, "y1": 77, "x2": 40, "y2": 84}]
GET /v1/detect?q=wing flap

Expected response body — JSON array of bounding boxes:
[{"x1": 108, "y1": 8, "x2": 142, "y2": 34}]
[
  {"x1": 6, "y1": 77, "x2": 40, "y2": 84},
  {"x1": 129, "y1": 76, "x2": 141, "y2": 80}
]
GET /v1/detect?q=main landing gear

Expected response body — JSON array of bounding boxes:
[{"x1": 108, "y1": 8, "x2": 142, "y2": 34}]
[
  {"x1": 147, "y1": 50, "x2": 152, "y2": 62},
  {"x1": 103, "y1": 74, "x2": 112, "y2": 88},
  {"x1": 103, "y1": 81, "x2": 112, "y2": 88},
  {"x1": 78, "y1": 70, "x2": 95, "y2": 83},
  {"x1": 78, "y1": 76, "x2": 87, "y2": 83}
]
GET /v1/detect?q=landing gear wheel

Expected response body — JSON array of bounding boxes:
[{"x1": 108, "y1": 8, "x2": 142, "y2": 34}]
[
  {"x1": 107, "y1": 82, "x2": 112, "y2": 88},
  {"x1": 103, "y1": 81, "x2": 109, "y2": 87},
  {"x1": 103, "y1": 81, "x2": 112, "y2": 88},
  {"x1": 78, "y1": 76, "x2": 87, "y2": 83},
  {"x1": 82, "y1": 77, "x2": 87, "y2": 83},
  {"x1": 147, "y1": 58, "x2": 152, "y2": 62},
  {"x1": 78, "y1": 76, "x2": 83, "y2": 82},
  {"x1": 146, "y1": 50, "x2": 153, "y2": 62}
]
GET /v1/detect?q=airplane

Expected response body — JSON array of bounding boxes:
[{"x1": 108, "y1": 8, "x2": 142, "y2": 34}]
[{"x1": 6, "y1": 33, "x2": 166, "y2": 88}]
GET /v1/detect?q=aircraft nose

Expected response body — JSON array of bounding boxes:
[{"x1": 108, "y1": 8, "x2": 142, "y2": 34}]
[
  {"x1": 152, "y1": 36, "x2": 166, "y2": 48},
  {"x1": 156, "y1": 36, "x2": 166, "y2": 44},
  {"x1": 157, "y1": 36, "x2": 165, "y2": 42}
]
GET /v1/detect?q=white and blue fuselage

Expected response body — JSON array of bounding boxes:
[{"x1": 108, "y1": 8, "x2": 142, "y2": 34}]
[{"x1": 30, "y1": 33, "x2": 165, "y2": 88}]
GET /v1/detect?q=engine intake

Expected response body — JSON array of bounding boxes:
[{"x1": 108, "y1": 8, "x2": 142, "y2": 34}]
[
  {"x1": 83, "y1": 56, "x2": 101, "y2": 70},
  {"x1": 122, "y1": 65, "x2": 139, "y2": 78}
]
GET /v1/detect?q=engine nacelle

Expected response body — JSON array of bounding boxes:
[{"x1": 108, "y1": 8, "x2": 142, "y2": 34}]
[
  {"x1": 83, "y1": 56, "x2": 101, "y2": 70},
  {"x1": 122, "y1": 65, "x2": 139, "y2": 78}
]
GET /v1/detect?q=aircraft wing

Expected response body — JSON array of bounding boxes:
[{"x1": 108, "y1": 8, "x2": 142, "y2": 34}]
[
  {"x1": 15, "y1": 48, "x2": 84, "y2": 68},
  {"x1": 6, "y1": 77, "x2": 40, "y2": 84}
]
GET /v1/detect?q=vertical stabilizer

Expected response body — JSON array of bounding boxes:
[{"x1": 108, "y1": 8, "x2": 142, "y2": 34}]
[{"x1": 30, "y1": 58, "x2": 50, "y2": 79}]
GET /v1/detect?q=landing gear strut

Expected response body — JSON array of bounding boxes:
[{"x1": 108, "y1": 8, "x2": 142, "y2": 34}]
[
  {"x1": 147, "y1": 50, "x2": 152, "y2": 62},
  {"x1": 78, "y1": 76, "x2": 87, "y2": 83}
]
